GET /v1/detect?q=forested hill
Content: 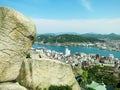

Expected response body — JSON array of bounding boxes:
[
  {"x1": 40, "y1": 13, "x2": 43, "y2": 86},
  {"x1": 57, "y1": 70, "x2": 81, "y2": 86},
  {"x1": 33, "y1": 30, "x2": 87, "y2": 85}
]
[
  {"x1": 36, "y1": 34, "x2": 104, "y2": 43},
  {"x1": 81, "y1": 33, "x2": 120, "y2": 40}
]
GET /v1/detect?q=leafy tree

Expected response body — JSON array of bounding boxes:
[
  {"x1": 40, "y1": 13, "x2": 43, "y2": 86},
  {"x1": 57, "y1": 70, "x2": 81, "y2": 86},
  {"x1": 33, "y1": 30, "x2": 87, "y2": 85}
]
[
  {"x1": 82, "y1": 71, "x2": 88, "y2": 88},
  {"x1": 117, "y1": 81, "x2": 120, "y2": 88},
  {"x1": 102, "y1": 74, "x2": 118, "y2": 87},
  {"x1": 115, "y1": 88, "x2": 120, "y2": 90},
  {"x1": 82, "y1": 65, "x2": 119, "y2": 88},
  {"x1": 87, "y1": 87, "x2": 95, "y2": 90}
]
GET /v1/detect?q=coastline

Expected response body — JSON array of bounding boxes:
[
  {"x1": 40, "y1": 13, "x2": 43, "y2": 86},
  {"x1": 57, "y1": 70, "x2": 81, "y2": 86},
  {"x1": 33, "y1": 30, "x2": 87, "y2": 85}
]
[{"x1": 34, "y1": 42, "x2": 120, "y2": 52}]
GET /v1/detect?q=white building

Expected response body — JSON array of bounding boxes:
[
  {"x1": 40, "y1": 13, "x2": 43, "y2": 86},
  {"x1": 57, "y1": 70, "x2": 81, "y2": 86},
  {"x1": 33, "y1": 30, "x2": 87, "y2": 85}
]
[
  {"x1": 65, "y1": 47, "x2": 70, "y2": 56},
  {"x1": 109, "y1": 54, "x2": 114, "y2": 59}
]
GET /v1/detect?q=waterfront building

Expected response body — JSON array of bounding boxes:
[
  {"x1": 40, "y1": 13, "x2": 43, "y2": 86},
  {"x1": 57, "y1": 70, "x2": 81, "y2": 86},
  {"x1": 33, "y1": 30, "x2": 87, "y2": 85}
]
[
  {"x1": 65, "y1": 47, "x2": 70, "y2": 56},
  {"x1": 109, "y1": 54, "x2": 115, "y2": 64},
  {"x1": 109, "y1": 54, "x2": 114, "y2": 60},
  {"x1": 30, "y1": 46, "x2": 120, "y2": 69}
]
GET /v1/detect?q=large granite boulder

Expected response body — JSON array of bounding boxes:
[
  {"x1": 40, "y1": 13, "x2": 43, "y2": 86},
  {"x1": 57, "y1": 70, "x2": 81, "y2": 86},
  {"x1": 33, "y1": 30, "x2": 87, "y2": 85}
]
[
  {"x1": 72, "y1": 66, "x2": 83, "y2": 77},
  {"x1": 17, "y1": 58, "x2": 81, "y2": 90},
  {"x1": 0, "y1": 82, "x2": 27, "y2": 90},
  {"x1": 0, "y1": 7, "x2": 36, "y2": 82}
]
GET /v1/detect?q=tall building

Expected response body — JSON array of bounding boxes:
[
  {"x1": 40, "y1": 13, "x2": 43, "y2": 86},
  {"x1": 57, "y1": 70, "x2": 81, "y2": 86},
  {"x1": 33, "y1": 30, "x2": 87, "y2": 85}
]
[{"x1": 65, "y1": 47, "x2": 70, "y2": 56}]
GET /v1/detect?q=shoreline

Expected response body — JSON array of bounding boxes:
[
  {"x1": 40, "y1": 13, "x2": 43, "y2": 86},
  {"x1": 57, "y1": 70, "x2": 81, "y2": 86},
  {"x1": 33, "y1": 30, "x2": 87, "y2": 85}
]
[{"x1": 34, "y1": 42, "x2": 120, "y2": 53}]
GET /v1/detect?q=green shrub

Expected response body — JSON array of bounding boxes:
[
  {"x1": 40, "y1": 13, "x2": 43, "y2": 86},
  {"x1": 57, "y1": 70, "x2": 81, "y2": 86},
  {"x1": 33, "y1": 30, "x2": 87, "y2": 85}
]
[
  {"x1": 26, "y1": 53, "x2": 31, "y2": 58},
  {"x1": 48, "y1": 85, "x2": 72, "y2": 90},
  {"x1": 43, "y1": 88, "x2": 47, "y2": 90},
  {"x1": 87, "y1": 87, "x2": 95, "y2": 90},
  {"x1": 115, "y1": 88, "x2": 120, "y2": 90}
]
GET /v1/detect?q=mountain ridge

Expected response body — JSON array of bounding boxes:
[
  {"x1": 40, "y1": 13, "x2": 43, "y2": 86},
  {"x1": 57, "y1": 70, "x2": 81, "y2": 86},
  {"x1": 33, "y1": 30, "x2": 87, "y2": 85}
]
[{"x1": 37, "y1": 33, "x2": 120, "y2": 40}]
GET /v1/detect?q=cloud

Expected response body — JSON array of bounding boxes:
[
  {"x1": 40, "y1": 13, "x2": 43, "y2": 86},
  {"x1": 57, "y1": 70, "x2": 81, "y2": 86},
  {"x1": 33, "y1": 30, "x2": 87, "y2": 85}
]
[
  {"x1": 80, "y1": 0, "x2": 93, "y2": 12},
  {"x1": 32, "y1": 18, "x2": 120, "y2": 34}
]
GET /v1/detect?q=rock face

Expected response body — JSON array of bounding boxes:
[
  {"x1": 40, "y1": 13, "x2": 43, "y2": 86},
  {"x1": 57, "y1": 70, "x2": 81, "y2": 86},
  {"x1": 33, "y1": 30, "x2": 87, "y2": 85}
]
[
  {"x1": 0, "y1": 7, "x2": 81, "y2": 90},
  {"x1": 0, "y1": 82, "x2": 27, "y2": 90},
  {"x1": 17, "y1": 58, "x2": 81, "y2": 90},
  {"x1": 0, "y1": 7, "x2": 36, "y2": 82},
  {"x1": 72, "y1": 66, "x2": 83, "y2": 77}
]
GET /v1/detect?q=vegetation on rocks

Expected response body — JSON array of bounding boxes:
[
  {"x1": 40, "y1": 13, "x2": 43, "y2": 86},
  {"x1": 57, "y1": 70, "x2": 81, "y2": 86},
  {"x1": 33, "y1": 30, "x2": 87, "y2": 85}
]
[
  {"x1": 48, "y1": 85, "x2": 72, "y2": 90},
  {"x1": 26, "y1": 53, "x2": 31, "y2": 58}
]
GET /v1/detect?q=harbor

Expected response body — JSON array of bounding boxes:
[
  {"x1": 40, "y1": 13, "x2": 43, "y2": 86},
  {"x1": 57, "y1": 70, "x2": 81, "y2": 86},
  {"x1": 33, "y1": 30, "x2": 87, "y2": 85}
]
[
  {"x1": 30, "y1": 45, "x2": 120, "y2": 90},
  {"x1": 33, "y1": 44, "x2": 120, "y2": 59}
]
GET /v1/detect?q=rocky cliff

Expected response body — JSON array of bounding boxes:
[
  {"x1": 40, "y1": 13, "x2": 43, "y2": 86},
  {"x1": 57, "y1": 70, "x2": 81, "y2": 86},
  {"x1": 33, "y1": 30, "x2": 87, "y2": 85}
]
[
  {"x1": 17, "y1": 58, "x2": 80, "y2": 90},
  {"x1": 0, "y1": 82, "x2": 27, "y2": 90},
  {"x1": 0, "y1": 7, "x2": 36, "y2": 82},
  {"x1": 0, "y1": 7, "x2": 81, "y2": 90}
]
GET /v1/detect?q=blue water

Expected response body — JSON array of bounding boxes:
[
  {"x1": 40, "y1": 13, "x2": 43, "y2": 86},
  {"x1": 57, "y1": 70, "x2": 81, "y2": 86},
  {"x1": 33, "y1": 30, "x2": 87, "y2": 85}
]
[{"x1": 33, "y1": 44, "x2": 120, "y2": 59}]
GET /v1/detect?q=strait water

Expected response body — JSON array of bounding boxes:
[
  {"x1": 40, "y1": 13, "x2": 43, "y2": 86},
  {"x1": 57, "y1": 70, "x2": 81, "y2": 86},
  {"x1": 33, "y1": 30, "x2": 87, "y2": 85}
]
[{"x1": 33, "y1": 44, "x2": 120, "y2": 59}]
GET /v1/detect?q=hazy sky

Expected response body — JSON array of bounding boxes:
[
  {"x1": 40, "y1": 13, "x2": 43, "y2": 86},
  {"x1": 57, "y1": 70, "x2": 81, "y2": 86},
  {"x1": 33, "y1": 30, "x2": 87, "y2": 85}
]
[{"x1": 0, "y1": 0, "x2": 120, "y2": 34}]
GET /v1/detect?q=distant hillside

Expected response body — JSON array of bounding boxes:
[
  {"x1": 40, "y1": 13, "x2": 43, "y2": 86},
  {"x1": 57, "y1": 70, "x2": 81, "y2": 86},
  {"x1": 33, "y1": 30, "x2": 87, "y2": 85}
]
[
  {"x1": 38, "y1": 33, "x2": 120, "y2": 40},
  {"x1": 36, "y1": 34, "x2": 104, "y2": 43},
  {"x1": 81, "y1": 33, "x2": 120, "y2": 40}
]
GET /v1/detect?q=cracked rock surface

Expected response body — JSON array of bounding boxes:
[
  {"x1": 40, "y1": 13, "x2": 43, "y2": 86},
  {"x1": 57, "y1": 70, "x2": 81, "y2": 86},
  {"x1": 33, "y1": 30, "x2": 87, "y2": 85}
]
[
  {"x1": 0, "y1": 82, "x2": 27, "y2": 90},
  {"x1": 17, "y1": 58, "x2": 81, "y2": 90},
  {"x1": 0, "y1": 7, "x2": 36, "y2": 82}
]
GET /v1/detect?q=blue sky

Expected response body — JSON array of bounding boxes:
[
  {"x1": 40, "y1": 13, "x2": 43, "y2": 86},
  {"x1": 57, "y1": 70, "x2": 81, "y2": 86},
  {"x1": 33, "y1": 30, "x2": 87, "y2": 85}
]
[{"x1": 0, "y1": 0, "x2": 120, "y2": 34}]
